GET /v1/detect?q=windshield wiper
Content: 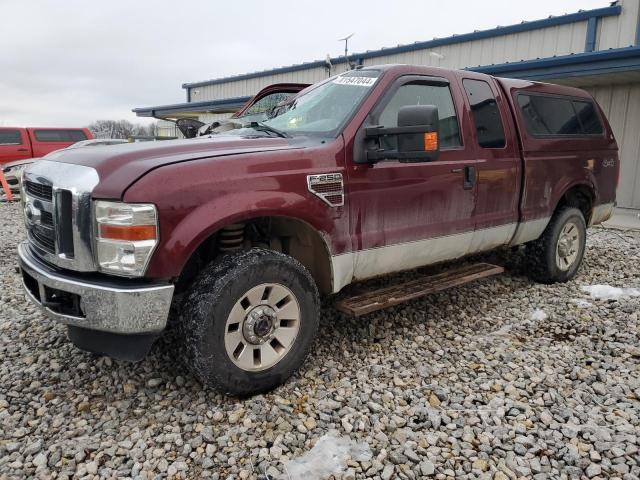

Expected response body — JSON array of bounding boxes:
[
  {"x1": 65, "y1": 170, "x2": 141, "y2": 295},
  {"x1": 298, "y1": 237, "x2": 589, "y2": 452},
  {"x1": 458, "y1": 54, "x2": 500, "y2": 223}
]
[{"x1": 246, "y1": 121, "x2": 290, "y2": 138}]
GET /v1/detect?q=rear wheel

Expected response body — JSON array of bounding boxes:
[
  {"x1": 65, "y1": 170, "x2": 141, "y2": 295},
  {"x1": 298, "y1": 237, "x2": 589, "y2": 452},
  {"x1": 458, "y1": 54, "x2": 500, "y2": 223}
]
[
  {"x1": 525, "y1": 206, "x2": 586, "y2": 283},
  {"x1": 179, "y1": 248, "x2": 319, "y2": 396}
]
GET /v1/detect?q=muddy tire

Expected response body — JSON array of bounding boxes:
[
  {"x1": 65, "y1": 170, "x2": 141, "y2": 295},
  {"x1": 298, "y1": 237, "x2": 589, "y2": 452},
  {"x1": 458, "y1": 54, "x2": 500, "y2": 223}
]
[
  {"x1": 179, "y1": 248, "x2": 319, "y2": 396},
  {"x1": 525, "y1": 206, "x2": 587, "y2": 284}
]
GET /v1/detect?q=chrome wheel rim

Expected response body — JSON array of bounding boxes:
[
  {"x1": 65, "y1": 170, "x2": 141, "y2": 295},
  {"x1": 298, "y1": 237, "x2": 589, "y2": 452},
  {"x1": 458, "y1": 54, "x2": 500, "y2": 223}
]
[
  {"x1": 224, "y1": 283, "x2": 300, "y2": 372},
  {"x1": 555, "y1": 221, "x2": 581, "y2": 271}
]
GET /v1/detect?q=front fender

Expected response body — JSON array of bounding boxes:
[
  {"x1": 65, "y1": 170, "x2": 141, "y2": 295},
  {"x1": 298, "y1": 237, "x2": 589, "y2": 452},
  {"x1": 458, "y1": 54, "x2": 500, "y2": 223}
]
[
  {"x1": 154, "y1": 192, "x2": 339, "y2": 279},
  {"x1": 123, "y1": 154, "x2": 348, "y2": 280}
]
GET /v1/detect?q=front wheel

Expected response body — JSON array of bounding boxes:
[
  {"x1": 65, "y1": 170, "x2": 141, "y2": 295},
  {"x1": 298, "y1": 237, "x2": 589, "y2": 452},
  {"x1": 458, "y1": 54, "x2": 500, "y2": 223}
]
[
  {"x1": 525, "y1": 206, "x2": 587, "y2": 284},
  {"x1": 179, "y1": 249, "x2": 319, "y2": 396}
]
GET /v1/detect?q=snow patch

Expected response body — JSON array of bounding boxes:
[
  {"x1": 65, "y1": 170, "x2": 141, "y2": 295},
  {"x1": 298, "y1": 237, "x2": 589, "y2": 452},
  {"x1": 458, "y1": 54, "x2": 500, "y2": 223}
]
[
  {"x1": 530, "y1": 309, "x2": 548, "y2": 321},
  {"x1": 282, "y1": 433, "x2": 372, "y2": 479},
  {"x1": 572, "y1": 298, "x2": 593, "y2": 308},
  {"x1": 581, "y1": 285, "x2": 640, "y2": 301},
  {"x1": 487, "y1": 323, "x2": 512, "y2": 337}
]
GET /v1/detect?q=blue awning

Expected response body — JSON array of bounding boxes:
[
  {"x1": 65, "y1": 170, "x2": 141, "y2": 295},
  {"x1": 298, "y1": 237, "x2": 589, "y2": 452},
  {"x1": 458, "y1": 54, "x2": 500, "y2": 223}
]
[
  {"x1": 133, "y1": 96, "x2": 251, "y2": 118},
  {"x1": 468, "y1": 46, "x2": 640, "y2": 81}
]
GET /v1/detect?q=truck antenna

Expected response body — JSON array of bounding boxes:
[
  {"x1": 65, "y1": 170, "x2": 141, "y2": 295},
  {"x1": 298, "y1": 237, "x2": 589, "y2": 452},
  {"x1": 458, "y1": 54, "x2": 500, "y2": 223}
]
[{"x1": 338, "y1": 33, "x2": 355, "y2": 71}]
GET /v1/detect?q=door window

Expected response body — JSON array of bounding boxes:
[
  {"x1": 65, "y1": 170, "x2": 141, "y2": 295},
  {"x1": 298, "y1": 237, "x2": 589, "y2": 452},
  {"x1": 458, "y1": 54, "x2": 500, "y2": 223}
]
[
  {"x1": 34, "y1": 129, "x2": 88, "y2": 142},
  {"x1": 0, "y1": 130, "x2": 22, "y2": 145},
  {"x1": 379, "y1": 82, "x2": 461, "y2": 148},
  {"x1": 463, "y1": 79, "x2": 506, "y2": 148}
]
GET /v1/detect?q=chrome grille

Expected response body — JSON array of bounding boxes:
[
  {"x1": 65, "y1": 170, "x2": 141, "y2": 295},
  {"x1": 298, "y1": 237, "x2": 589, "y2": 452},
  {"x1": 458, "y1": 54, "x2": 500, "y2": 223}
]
[
  {"x1": 25, "y1": 181, "x2": 53, "y2": 201},
  {"x1": 41, "y1": 210, "x2": 53, "y2": 227},
  {"x1": 22, "y1": 160, "x2": 100, "y2": 272},
  {"x1": 30, "y1": 226, "x2": 55, "y2": 253}
]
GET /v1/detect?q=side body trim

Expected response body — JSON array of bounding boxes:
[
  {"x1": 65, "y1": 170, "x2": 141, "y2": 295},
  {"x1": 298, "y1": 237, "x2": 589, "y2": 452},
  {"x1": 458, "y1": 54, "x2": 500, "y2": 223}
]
[
  {"x1": 330, "y1": 223, "x2": 521, "y2": 293},
  {"x1": 508, "y1": 217, "x2": 552, "y2": 246},
  {"x1": 589, "y1": 202, "x2": 615, "y2": 226}
]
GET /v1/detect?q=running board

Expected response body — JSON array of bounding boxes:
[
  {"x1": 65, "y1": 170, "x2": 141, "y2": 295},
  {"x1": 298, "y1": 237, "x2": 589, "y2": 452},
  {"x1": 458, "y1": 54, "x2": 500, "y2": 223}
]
[{"x1": 335, "y1": 263, "x2": 504, "y2": 317}]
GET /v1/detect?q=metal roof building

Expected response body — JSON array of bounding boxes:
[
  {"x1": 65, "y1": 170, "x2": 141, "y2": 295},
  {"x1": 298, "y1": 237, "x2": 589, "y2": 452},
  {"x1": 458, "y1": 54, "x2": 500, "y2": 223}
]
[{"x1": 135, "y1": 0, "x2": 640, "y2": 209}]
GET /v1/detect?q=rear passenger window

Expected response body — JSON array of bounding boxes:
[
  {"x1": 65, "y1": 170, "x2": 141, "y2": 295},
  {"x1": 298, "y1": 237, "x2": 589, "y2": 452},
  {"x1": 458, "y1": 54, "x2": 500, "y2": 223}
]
[
  {"x1": 517, "y1": 94, "x2": 602, "y2": 136},
  {"x1": 573, "y1": 101, "x2": 603, "y2": 134},
  {"x1": 34, "y1": 129, "x2": 88, "y2": 142},
  {"x1": 463, "y1": 79, "x2": 505, "y2": 148},
  {"x1": 379, "y1": 82, "x2": 461, "y2": 148},
  {"x1": 0, "y1": 130, "x2": 22, "y2": 145}
]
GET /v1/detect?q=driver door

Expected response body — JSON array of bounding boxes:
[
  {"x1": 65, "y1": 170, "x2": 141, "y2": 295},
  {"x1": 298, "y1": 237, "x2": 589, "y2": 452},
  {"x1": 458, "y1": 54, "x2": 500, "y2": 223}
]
[{"x1": 345, "y1": 73, "x2": 478, "y2": 281}]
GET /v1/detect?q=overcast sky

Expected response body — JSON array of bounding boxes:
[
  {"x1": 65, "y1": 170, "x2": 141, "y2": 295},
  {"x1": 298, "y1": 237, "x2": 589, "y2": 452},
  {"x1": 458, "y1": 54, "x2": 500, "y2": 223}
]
[{"x1": 1, "y1": 0, "x2": 609, "y2": 127}]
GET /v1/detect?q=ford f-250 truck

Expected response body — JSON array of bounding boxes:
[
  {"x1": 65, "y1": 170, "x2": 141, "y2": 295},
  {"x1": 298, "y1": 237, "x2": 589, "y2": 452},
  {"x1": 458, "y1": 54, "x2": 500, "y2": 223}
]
[{"x1": 18, "y1": 65, "x2": 618, "y2": 395}]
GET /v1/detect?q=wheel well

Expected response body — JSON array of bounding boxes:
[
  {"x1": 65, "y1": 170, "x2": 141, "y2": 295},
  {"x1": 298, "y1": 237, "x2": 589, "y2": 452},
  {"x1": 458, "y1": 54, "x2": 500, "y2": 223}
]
[
  {"x1": 176, "y1": 217, "x2": 333, "y2": 295},
  {"x1": 556, "y1": 185, "x2": 593, "y2": 223}
]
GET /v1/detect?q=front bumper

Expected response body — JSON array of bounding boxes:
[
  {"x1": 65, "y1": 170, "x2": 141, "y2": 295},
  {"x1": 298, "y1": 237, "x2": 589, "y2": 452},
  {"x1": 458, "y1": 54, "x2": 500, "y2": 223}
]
[{"x1": 18, "y1": 242, "x2": 174, "y2": 335}]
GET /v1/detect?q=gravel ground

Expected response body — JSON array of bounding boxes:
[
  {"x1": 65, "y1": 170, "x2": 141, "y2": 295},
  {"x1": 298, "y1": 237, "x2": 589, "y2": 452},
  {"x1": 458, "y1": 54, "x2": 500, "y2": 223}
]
[{"x1": 1, "y1": 200, "x2": 639, "y2": 480}]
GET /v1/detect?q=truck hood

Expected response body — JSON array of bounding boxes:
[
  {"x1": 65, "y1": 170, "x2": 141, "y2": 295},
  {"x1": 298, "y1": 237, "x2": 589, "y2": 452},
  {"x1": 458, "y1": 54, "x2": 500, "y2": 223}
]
[{"x1": 45, "y1": 135, "x2": 297, "y2": 199}]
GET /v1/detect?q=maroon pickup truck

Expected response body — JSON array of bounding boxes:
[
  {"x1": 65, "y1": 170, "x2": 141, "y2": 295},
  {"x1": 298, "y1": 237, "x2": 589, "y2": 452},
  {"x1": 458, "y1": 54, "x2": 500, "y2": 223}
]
[{"x1": 18, "y1": 65, "x2": 618, "y2": 395}]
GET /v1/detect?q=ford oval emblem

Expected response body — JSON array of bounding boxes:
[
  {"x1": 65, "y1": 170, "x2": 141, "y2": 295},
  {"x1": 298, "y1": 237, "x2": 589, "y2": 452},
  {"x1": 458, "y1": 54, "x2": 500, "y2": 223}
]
[{"x1": 24, "y1": 202, "x2": 42, "y2": 226}]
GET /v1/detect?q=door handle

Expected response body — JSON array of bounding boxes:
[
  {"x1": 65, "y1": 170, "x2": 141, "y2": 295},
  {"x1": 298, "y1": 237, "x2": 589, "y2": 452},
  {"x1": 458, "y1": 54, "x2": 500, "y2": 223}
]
[
  {"x1": 17, "y1": 148, "x2": 28, "y2": 152},
  {"x1": 450, "y1": 168, "x2": 463, "y2": 173},
  {"x1": 463, "y1": 166, "x2": 476, "y2": 190}
]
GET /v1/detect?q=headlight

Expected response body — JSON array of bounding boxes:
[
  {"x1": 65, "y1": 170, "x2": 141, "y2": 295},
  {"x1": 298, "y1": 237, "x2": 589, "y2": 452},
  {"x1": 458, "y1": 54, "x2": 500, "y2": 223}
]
[{"x1": 94, "y1": 201, "x2": 158, "y2": 277}]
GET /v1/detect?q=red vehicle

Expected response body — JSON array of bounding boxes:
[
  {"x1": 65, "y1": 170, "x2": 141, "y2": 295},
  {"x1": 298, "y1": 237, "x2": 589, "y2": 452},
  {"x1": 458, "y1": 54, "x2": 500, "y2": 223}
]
[
  {"x1": 18, "y1": 65, "x2": 618, "y2": 395},
  {"x1": 0, "y1": 127, "x2": 93, "y2": 166}
]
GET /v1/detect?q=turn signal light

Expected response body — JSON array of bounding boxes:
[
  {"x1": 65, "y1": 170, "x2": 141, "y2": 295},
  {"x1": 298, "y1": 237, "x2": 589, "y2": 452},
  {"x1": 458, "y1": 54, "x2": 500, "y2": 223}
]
[
  {"x1": 99, "y1": 224, "x2": 157, "y2": 241},
  {"x1": 424, "y1": 132, "x2": 438, "y2": 151}
]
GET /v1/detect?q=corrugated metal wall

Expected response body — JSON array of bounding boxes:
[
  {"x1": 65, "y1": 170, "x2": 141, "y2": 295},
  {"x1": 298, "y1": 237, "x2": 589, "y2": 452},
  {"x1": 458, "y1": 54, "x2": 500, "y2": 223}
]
[
  {"x1": 588, "y1": 83, "x2": 640, "y2": 209},
  {"x1": 157, "y1": 120, "x2": 180, "y2": 138},
  {"x1": 190, "y1": 21, "x2": 591, "y2": 102},
  {"x1": 598, "y1": 0, "x2": 640, "y2": 49},
  {"x1": 361, "y1": 22, "x2": 588, "y2": 70},
  {"x1": 188, "y1": 1, "x2": 640, "y2": 103},
  {"x1": 189, "y1": 66, "x2": 328, "y2": 103}
]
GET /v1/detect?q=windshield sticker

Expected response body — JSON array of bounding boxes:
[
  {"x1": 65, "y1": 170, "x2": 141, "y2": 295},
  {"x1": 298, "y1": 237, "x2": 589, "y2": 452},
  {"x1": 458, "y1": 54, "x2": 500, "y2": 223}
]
[{"x1": 333, "y1": 76, "x2": 376, "y2": 87}]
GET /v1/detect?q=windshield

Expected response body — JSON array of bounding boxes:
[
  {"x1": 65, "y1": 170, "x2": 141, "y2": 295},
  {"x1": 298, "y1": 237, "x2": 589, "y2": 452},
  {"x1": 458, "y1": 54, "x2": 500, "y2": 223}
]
[{"x1": 217, "y1": 70, "x2": 380, "y2": 137}]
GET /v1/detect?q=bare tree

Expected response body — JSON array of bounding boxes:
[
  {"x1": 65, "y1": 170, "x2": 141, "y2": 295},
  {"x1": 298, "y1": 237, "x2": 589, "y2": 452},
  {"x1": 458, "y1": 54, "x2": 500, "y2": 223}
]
[{"x1": 88, "y1": 120, "x2": 157, "y2": 139}]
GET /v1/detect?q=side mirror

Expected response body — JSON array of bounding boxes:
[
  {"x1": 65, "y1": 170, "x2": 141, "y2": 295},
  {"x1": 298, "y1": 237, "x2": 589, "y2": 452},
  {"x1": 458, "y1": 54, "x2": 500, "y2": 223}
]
[{"x1": 365, "y1": 105, "x2": 440, "y2": 162}]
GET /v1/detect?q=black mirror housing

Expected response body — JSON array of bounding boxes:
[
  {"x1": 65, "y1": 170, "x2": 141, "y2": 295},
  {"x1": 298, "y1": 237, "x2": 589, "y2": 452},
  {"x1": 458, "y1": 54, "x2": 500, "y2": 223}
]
[
  {"x1": 365, "y1": 105, "x2": 440, "y2": 163},
  {"x1": 175, "y1": 118, "x2": 206, "y2": 139}
]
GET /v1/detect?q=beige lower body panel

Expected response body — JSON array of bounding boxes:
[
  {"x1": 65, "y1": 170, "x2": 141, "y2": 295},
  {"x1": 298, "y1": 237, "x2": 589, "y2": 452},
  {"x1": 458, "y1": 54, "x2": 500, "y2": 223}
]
[
  {"x1": 331, "y1": 223, "x2": 521, "y2": 293},
  {"x1": 508, "y1": 217, "x2": 551, "y2": 246},
  {"x1": 589, "y1": 202, "x2": 615, "y2": 226}
]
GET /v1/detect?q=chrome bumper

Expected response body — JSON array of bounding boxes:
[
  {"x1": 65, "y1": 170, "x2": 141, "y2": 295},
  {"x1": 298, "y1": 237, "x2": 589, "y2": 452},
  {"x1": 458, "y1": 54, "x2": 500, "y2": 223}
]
[{"x1": 18, "y1": 242, "x2": 174, "y2": 334}]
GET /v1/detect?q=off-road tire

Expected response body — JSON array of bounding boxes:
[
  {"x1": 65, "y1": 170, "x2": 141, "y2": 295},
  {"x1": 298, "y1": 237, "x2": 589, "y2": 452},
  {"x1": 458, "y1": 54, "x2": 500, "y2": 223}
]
[
  {"x1": 179, "y1": 248, "x2": 319, "y2": 396},
  {"x1": 525, "y1": 206, "x2": 587, "y2": 284}
]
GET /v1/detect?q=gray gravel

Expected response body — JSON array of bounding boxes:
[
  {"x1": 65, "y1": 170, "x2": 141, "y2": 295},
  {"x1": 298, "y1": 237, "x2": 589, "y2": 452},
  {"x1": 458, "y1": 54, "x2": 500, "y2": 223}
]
[{"x1": 1, "y1": 200, "x2": 639, "y2": 480}]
